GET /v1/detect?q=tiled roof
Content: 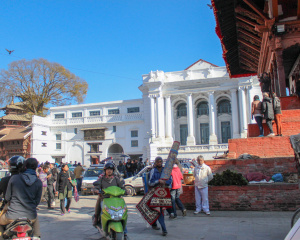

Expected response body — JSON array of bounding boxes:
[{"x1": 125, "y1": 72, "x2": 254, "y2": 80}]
[
  {"x1": 0, "y1": 127, "x2": 32, "y2": 142},
  {"x1": 1, "y1": 114, "x2": 31, "y2": 122}
]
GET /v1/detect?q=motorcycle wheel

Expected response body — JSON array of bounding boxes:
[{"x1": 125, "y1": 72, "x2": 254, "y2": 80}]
[{"x1": 111, "y1": 230, "x2": 124, "y2": 240}]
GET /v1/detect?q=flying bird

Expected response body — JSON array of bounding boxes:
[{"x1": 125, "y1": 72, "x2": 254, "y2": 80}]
[
  {"x1": 5, "y1": 49, "x2": 14, "y2": 55},
  {"x1": 207, "y1": 4, "x2": 213, "y2": 9}
]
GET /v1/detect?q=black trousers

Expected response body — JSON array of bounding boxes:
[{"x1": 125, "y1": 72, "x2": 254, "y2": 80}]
[
  {"x1": 266, "y1": 118, "x2": 274, "y2": 133},
  {"x1": 47, "y1": 184, "x2": 54, "y2": 207},
  {"x1": 60, "y1": 198, "x2": 72, "y2": 214}
]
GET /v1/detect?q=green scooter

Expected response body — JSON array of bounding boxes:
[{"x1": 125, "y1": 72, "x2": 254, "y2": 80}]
[{"x1": 95, "y1": 186, "x2": 128, "y2": 240}]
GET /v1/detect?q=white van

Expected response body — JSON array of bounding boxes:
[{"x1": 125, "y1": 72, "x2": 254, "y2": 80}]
[{"x1": 124, "y1": 166, "x2": 152, "y2": 196}]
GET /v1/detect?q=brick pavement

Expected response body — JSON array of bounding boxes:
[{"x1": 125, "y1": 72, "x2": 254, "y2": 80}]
[{"x1": 38, "y1": 195, "x2": 293, "y2": 240}]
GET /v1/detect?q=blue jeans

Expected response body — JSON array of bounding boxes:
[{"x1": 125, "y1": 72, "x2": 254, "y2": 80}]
[
  {"x1": 170, "y1": 189, "x2": 185, "y2": 216},
  {"x1": 76, "y1": 178, "x2": 82, "y2": 192},
  {"x1": 153, "y1": 208, "x2": 167, "y2": 232},
  {"x1": 254, "y1": 116, "x2": 264, "y2": 135}
]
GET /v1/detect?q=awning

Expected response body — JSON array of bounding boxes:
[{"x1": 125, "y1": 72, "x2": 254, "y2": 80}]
[
  {"x1": 80, "y1": 127, "x2": 107, "y2": 131},
  {"x1": 91, "y1": 155, "x2": 99, "y2": 158},
  {"x1": 51, "y1": 154, "x2": 66, "y2": 157}
]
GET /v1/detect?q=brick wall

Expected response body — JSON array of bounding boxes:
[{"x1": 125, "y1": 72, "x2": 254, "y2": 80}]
[
  {"x1": 205, "y1": 157, "x2": 297, "y2": 176},
  {"x1": 180, "y1": 184, "x2": 300, "y2": 211},
  {"x1": 280, "y1": 96, "x2": 300, "y2": 110},
  {"x1": 248, "y1": 109, "x2": 300, "y2": 137},
  {"x1": 228, "y1": 136, "x2": 294, "y2": 159}
]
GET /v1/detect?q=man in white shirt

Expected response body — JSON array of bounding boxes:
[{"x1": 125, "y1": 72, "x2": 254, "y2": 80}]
[{"x1": 193, "y1": 155, "x2": 213, "y2": 215}]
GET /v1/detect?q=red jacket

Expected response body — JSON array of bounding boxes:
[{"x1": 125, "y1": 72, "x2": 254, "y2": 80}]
[{"x1": 171, "y1": 166, "x2": 183, "y2": 190}]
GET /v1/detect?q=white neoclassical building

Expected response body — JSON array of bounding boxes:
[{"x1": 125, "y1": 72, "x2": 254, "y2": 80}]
[{"x1": 31, "y1": 59, "x2": 261, "y2": 165}]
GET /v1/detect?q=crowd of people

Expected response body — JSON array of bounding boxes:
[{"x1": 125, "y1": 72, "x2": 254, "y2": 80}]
[
  {"x1": 252, "y1": 73, "x2": 283, "y2": 137},
  {"x1": 117, "y1": 158, "x2": 146, "y2": 178},
  {"x1": 0, "y1": 154, "x2": 213, "y2": 239}
]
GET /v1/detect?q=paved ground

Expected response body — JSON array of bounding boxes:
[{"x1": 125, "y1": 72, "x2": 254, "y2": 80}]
[{"x1": 38, "y1": 195, "x2": 294, "y2": 240}]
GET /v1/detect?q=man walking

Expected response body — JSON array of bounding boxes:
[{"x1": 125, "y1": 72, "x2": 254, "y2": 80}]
[
  {"x1": 43, "y1": 165, "x2": 55, "y2": 209},
  {"x1": 74, "y1": 163, "x2": 84, "y2": 192},
  {"x1": 149, "y1": 156, "x2": 172, "y2": 236},
  {"x1": 193, "y1": 155, "x2": 213, "y2": 215}
]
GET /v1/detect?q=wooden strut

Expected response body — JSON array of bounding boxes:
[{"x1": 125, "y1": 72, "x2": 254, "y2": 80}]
[
  {"x1": 238, "y1": 29, "x2": 262, "y2": 43},
  {"x1": 239, "y1": 39, "x2": 261, "y2": 52},
  {"x1": 239, "y1": 48, "x2": 259, "y2": 62},
  {"x1": 240, "y1": 56, "x2": 258, "y2": 69},
  {"x1": 236, "y1": 15, "x2": 257, "y2": 27},
  {"x1": 235, "y1": 5, "x2": 264, "y2": 25},
  {"x1": 243, "y1": 0, "x2": 269, "y2": 20}
]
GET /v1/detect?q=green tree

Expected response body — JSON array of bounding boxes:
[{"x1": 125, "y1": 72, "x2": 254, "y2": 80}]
[{"x1": 0, "y1": 58, "x2": 88, "y2": 115}]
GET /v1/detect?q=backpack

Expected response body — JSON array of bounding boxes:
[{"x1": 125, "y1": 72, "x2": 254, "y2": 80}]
[{"x1": 274, "y1": 97, "x2": 281, "y2": 109}]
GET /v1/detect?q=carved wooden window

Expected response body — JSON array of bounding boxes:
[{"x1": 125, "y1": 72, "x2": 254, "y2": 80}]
[{"x1": 84, "y1": 129, "x2": 105, "y2": 140}]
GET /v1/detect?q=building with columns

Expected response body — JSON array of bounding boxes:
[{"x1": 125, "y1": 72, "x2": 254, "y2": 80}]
[
  {"x1": 139, "y1": 59, "x2": 261, "y2": 161},
  {"x1": 31, "y1": 59, "x2": 261, "y2": 165}
]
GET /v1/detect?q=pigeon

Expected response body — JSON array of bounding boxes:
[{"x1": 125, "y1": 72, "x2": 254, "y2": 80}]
[
  {"x1": 5, "y1": 49, "x2": 14, "y2": 55},
  {"x1": 207, "y1": 4, "x2": 213, "y2": 9}
]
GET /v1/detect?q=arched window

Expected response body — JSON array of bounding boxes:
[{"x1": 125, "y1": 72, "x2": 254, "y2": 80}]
[
  {"x1": 177, "y1": 103, "x2": 187, "y2": 117},
  {"x1": 197, "y1": 101, "x2": 209, "y2": 116},
  {"x1": 218, "y1": 99, "x2": 231, "y2": 114}
]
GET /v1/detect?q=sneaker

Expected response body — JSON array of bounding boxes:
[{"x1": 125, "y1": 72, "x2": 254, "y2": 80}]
[
  {"x1": 61, "y1": 213, "x2": 64, "y2": 216},
  {"x1": 258, "y1": 135, "x2": 264, "y2": 137},
  {"x1": 67, "y1": 209, "x2": 71, "y2": 213},
  {"x1": 205, "y1": 211, "x2": 210, "y2": 215},
  {"x1": 162, "y1": 231, "x2": 168, "y2": 236},
  {"x1": 267, "y1": 133, "x2": 275, "y2": 137},
  {"x1": 194, "y1": 211, "x2": 201, "y2": 214},
  {"x1": 169, "y1": 213, "x2": 175, "y2": 219},
  {"x1": 182, "y1": 209, "x2": 187, "y2": 216},
  {"x1": 51, "y1": 201, "x2": 56, "y2": 207},
  {"x1": 152, "y1": 225, "x2": 160, "y2": 230}
]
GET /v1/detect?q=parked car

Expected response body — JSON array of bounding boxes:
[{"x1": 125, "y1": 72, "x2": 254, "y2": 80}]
[
  {"x1": 124, "y1": 165, "x2": 152, "y2": 196},
  {"x1": 81, "y1": 165, "x2": 104, "y2": 195},
  {"x1": 0, "y1": 169, "x2": 10, "y2": 181}
]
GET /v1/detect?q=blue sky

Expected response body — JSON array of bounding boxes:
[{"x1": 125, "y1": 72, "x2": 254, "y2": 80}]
[{"x1": 1, "y1": 0, "x2": 224, "y2": 105}]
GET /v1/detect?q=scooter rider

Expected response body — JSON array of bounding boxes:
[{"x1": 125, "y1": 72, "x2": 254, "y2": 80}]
[
  {"x1": 0, "y1": 156, "x2": 25, "y2": 198},
  {"x1": 0, "y1": 158, "x2": 42, "y2": 239},
  {"x1": 93, "y1": 163, "x2": 127, "y2": 237}
]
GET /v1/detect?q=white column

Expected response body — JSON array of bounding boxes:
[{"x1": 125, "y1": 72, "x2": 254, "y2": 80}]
[
  {"x1": 247, "y1": 86, "x2": 255, "y2": 123},
  {"x1": 165, "y1": 96, "x2": 173, "y2": 142},
  {"x1": 208, "y1": 91, "x2": 218, "y2": 144},
  {"x1": 150, "y1": 96, "x2": 156, "y2": 139},
  {"x1": 186, "y1": 93, "x2": 195, "y2": 145},
  {"x1": 156, "y1": 95, "x2": 165, "y2": 139},
  {"x1": 230, "y1": 89, "x2": 240, "y2": 138},
  {"x1": 238, "y1": 87, "x2": 248, "y2": 138}
]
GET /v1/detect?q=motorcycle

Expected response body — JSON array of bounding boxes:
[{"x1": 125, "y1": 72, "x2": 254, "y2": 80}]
[
  {"x1": 0, "y1": 199, "x2": 39, "y2": 240},
  {"x1": 94, "y1": 186, "x2": 128, "y2": 240},
  {"x1": 2, "y1": 218, "x2": 39, "y2": 240}
]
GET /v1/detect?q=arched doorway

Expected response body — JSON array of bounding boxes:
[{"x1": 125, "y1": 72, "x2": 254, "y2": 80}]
[{"x1": 107, "y1": 143, "x2": 124, "y2": 163}]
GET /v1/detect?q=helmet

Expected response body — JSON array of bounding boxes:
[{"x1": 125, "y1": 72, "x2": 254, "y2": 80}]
[
  {"x1": 104, "y1": 162, "x2": 115, "y2": 171},
  {"x1": 9, "y1": 155, "x2": 25, "y2": 172}
]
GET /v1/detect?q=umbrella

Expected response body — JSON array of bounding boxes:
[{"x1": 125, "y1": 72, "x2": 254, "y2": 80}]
[{"x1": 120, "y1": 154, "x2": 129, "y2": 162}]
